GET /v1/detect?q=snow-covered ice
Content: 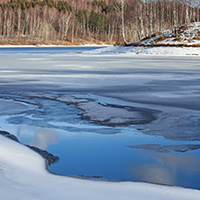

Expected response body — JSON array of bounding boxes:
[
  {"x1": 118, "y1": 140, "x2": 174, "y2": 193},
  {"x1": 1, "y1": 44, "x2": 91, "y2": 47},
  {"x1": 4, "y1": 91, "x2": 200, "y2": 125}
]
[
  {"x1": 77, "y1": 101, "x2": 153, "y2": 126},
  {"x1": 0, "y1": 100, "x2": 28, "y2": 115}
]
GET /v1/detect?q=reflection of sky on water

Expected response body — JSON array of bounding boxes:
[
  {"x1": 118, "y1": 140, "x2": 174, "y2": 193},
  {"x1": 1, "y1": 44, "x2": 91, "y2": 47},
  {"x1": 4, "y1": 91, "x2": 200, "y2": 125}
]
[
  {"x1": 133, "y1": 164, "x2": 174, "y2": 185},
  {"x1": 29, "y1": 129, "x2": 58, "y2": 149},
  {"x1": 129, "y1": 151, "x2": 200, "y2": 188}
]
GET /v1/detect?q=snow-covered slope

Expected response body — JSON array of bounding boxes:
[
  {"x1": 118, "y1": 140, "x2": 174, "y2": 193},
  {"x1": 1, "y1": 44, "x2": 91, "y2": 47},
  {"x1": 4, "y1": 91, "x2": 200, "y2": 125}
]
[
  {"x1": 84, "y1": 22, "x2": 200, "y2": 56},
  {"x1": 0, "y1": 135, "x2": 200, "y2": 200},
  {"x1": 136, "y1": 22, "x2": 200, "y2": 46}
]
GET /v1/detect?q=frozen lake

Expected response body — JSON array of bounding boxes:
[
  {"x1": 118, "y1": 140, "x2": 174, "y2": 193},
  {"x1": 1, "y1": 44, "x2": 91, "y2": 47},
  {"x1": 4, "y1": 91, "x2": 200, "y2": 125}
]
[{"x1": 0, "y1": 46, "x2": 200, "y2": 189}]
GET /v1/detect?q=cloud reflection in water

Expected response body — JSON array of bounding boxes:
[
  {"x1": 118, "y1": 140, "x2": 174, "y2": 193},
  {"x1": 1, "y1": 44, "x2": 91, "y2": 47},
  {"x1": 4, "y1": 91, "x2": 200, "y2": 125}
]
[
  {"x1": 29, "y1": 129, "x2": 58, "y2": 149},
  {"x1": 130, "y1": 151, "x2": 200, "y2": 186}
]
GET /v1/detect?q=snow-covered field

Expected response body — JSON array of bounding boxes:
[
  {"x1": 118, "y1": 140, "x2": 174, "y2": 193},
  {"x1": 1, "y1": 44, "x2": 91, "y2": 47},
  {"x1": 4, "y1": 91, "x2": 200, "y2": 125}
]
[{"x1": 0, "y1": 46, "x2": 200, "y2": 199}]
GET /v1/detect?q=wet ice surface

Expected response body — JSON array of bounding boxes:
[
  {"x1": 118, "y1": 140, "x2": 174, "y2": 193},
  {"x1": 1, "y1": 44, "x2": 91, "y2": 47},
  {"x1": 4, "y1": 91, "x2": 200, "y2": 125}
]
[{"x1": 0, "y1": 47, "x2": 200, "y2": 189}]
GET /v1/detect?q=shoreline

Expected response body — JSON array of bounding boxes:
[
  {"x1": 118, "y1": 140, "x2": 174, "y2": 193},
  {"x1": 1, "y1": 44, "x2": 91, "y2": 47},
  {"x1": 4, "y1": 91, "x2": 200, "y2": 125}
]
[
  {"x1": 0, "y1": 43, "x2": 200, "y2": 48},
  {"x1": 0, "y1": 45, "x2": 200, "y2": 57},
  {"x1": 0, "y1": 44, "x2": 112, "y2": 48},
  {"x1": 0, "y1": 129, "x2": 199, "y2": 189}
]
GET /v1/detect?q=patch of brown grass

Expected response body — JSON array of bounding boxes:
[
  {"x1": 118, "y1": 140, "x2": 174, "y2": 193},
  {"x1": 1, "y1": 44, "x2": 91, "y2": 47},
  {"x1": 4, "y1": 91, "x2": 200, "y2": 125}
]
[
  {"x1": 151, "y1": 33, "x2": 157, "y2": 37},
  {"x1": 173, "y1": 37, "x2": 183, "y2": 42},
  {"x1": 191, "y1": 43, "x2": 200, "y2": 47},
  {"x1": 132, "y1": 42, "x2": 144, "y2": 46},
  {"x1": 114, "y1": 40, "x2": 124, "y2": 46},
  {"x1": 179, "y1": 24, "x2": 188, "y2": 31},
  {"x1": 188, "y1": 38, "x2": 193, "y2": 43},
  {"x1": 156, "y1": 35, "x2": 169, "y2": 42}
]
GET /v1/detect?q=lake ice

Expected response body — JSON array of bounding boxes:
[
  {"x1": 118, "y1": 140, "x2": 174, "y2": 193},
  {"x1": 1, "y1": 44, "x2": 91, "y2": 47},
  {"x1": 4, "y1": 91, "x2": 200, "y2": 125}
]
[{"x1": 0, "y1": 46, "x2": 200, "y2": 190}]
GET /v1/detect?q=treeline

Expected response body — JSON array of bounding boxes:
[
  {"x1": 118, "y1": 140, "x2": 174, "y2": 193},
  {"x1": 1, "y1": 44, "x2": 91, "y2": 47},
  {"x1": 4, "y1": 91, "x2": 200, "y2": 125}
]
[
  {"x1": 0, "y1": 0, "x2": 72, "y2": 12},
  {"x1": 0, "y1": 0, "x2": 199, "y2": 45}
]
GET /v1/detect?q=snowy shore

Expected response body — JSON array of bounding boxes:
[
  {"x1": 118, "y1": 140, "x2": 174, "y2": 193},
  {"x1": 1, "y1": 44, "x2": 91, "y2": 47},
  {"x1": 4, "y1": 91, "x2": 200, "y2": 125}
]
[
  {"x1": 0, "y1": 134, "x2": 200, "y2": 200},
  {"x1": 84, "y1": 45, "x2": 200, "y2": 56},
  {"x1": 0, "y1": 44, "x2": 200, "y2": 56}
]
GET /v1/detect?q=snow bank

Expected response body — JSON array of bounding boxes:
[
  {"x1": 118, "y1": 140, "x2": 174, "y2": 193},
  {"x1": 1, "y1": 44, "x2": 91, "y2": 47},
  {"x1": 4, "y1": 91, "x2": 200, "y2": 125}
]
[
  {"x1": 84, "y1": 45, "x2": 200, "y2": 56},
  {"x1": 0, "y1": 135, "x2": 199, "y2": 200}
]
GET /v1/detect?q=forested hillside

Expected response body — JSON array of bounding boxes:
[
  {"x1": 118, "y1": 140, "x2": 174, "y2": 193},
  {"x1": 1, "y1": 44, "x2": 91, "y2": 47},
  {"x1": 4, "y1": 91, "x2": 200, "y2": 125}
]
[{"x1": 0, "y1": 0, "x2": 199, "y2": 45}]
